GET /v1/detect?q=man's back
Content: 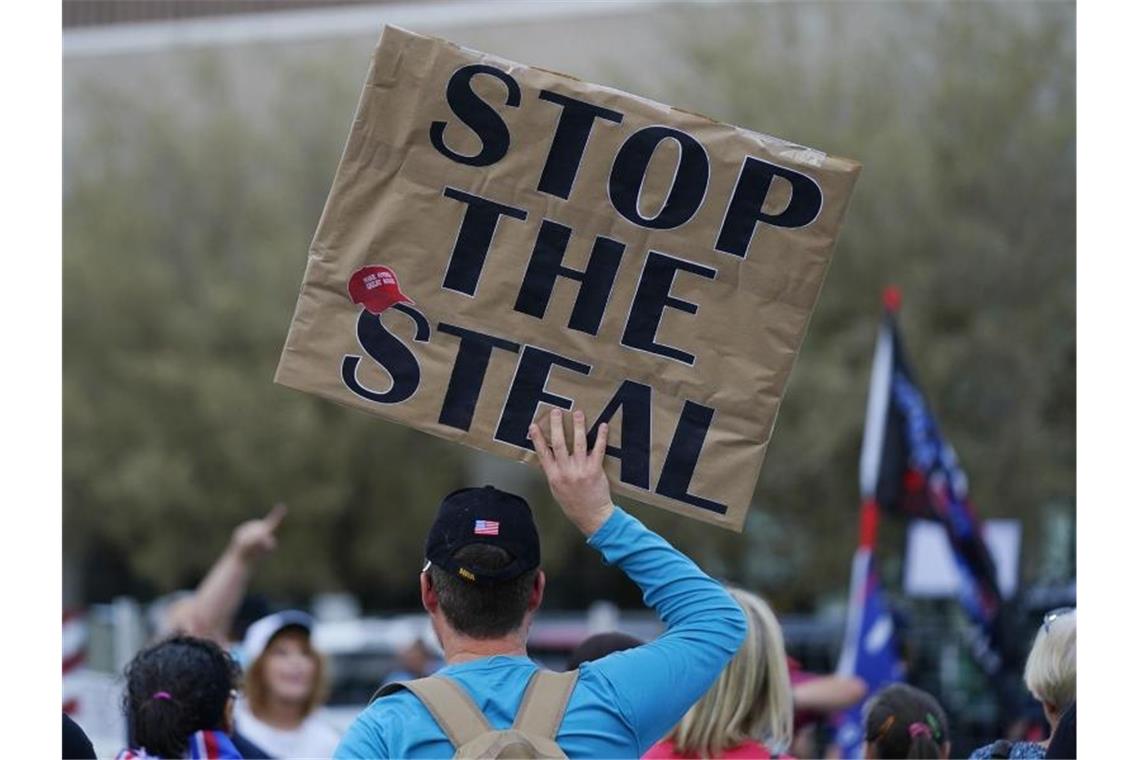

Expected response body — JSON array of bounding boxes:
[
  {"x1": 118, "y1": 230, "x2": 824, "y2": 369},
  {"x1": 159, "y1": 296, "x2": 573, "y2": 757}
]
[{"x1": 341, "y1": 655, "x2": 645, "y2": 758}]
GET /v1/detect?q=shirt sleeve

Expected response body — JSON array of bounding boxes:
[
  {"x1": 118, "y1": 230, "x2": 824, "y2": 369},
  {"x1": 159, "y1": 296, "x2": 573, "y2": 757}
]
[
  {"x1": 582, "y1": 505, "x2": 747, "y2": 753},
  {"x1": 333, "y1": 712, "x2": 388, "y2": 760}
]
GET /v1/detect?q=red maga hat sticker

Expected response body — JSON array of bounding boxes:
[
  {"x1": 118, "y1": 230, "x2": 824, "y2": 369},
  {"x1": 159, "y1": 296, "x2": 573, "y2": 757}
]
[{"x1": 348, "y1": 265, "x2": 415, "y2": 315}]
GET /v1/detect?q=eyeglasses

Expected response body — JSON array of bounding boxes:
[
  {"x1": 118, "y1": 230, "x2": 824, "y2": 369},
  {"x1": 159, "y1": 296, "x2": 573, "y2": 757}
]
[{"x1": 1042, "y1": 607, "x2": 1074, "y2": 633}]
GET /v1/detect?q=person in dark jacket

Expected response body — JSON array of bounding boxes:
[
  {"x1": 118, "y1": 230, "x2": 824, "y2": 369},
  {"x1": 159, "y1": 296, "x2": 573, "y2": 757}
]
[{"x1": 63, "y1": 713, "x2": 96, "y2": 759}]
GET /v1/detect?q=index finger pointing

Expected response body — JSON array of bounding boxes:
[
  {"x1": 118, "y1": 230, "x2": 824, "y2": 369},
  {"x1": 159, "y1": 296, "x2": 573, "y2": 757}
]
[{"x1": 263, "y1": 503, "x2": 288, "y2": 530}]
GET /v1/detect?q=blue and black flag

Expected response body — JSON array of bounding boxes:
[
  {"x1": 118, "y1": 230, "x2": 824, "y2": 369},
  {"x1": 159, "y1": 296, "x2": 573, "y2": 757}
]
[{"x1": 859, "y1": 288, "x2": 1007, "y2": 676}]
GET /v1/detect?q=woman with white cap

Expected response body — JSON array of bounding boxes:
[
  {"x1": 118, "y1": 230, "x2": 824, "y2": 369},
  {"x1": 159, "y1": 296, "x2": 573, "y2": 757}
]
[{"x1": 233, "y1": 610, "x2": 340, "y2": 758}]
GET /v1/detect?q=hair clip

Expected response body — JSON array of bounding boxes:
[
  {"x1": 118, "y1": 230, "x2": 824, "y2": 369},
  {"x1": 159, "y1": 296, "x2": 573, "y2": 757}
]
[
  {"x1": 868, "y1": 714, "x2": 895, "y2": 743},
  {"x1": 152, "y1": 691, "x2": 172, "y2": 701},
  {"x1": 924, "y1": 712, "x2": 942, "y2": 740}
]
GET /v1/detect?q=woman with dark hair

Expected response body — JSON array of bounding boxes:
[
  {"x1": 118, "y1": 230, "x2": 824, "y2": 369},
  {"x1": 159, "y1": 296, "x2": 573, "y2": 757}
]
[
  {"x1": 863, "y1": 683, "x2": 951, "y2": 759},
  {"x1": 565, "y1": 631, "x2": 644, "y2": 671},
  {"x1": 118, "y1": 636, "x2": 243, "y2": 759}
]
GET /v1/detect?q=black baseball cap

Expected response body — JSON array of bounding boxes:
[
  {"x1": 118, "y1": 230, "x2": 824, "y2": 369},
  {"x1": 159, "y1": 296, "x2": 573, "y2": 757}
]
[{"x1": 424, "y1": 486, "x2": 540, "y2": 586}]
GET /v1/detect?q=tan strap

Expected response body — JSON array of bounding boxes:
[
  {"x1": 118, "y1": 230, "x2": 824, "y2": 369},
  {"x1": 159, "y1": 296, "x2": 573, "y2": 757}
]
[
  {"x1": 512, "y1": 670, "x2": 579, "y2": 740},
  {"x1": 378, "y1": 676, "x2": 492, "y2": 749}
]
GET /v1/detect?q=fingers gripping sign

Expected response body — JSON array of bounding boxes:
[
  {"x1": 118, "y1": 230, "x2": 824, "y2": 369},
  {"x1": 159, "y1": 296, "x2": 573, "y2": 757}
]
[{"x1": 529, "y1": 409, "x2": 614, "y2": 536}]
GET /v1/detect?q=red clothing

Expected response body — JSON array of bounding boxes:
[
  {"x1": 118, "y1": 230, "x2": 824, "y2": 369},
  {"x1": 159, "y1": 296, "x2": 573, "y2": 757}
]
[
  {"x1": 643, "y1": 738, "x2": 792, "y2": 759},
  {"x1": 787, "y1": 656, "x2": 819, "y2": 732}
]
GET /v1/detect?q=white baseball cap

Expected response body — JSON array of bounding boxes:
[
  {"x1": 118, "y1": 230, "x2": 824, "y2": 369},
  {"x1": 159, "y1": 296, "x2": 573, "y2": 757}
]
[{"x1": 242, "y1": 610, "x2": 315, "y2": 664}]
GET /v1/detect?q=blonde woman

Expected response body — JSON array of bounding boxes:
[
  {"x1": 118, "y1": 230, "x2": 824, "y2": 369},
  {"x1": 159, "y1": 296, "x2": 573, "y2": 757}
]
[
  {"x1": 234, "y1": 611, "x2": 340, "y2": 758},
  {"x1": 644, "y1": 588, "x2": 793, "y2": 759},
  {"x1": 968, "y1": 608, "x2": 1076, "y2": 759}
]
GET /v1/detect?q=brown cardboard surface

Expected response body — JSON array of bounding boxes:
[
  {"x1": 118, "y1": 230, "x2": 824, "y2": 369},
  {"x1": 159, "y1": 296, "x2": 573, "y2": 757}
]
[{"x1": 276, "y1": 26, "x2": 861, "y2": 531}]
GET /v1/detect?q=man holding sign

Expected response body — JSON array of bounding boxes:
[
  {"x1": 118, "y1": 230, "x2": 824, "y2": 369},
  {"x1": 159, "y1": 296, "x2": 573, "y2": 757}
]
[{"x1": 334, "y1": 409, "x2": 747, "y2": 758}]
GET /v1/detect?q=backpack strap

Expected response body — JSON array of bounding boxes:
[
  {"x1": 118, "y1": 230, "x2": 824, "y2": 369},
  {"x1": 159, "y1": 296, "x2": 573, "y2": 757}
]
[
  {"x1": 511, "y1": 670, "x2": 579, "y2": 740},
  {"x1": 372, "y1": 676, "x2": 492, "y2": 749}
]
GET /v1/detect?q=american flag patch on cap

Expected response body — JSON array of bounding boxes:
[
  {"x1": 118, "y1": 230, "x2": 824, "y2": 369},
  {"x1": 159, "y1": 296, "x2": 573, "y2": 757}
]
[{"x1": 474, "y1": 519, "x2": 500, "y2": 536}]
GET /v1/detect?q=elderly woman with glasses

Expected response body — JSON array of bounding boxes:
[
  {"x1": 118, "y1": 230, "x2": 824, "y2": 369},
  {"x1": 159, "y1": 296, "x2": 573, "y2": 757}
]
[{"x1": 968, "y1": 608, "x2": 1076, "y2": 759}]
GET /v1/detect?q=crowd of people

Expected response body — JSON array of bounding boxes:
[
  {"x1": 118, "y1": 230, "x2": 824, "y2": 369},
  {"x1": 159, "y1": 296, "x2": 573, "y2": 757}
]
[{"x1": 64, "y1": 411, "x2": 1076, "y2": 759}]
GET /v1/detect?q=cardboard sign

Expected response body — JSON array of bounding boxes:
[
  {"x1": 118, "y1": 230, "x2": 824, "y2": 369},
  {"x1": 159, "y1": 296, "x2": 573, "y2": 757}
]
[{"x1": 276, "y1": 26, "x2": 861, "y2": 530}]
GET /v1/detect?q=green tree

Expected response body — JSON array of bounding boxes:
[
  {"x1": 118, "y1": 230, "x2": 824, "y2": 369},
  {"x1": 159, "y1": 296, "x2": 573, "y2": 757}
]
[{"x1": 63, "y1": 49, "x2": 470, "y2": 606}]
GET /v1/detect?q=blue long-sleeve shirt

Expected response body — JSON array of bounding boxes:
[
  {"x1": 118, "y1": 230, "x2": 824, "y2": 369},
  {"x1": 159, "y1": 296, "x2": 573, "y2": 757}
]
[{"x1": 334, "y1": 506, "x2": 747, "y2": 759}]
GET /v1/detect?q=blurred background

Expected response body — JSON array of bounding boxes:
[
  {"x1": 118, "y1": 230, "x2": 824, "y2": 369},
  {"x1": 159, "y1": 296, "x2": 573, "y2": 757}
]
[{"x1": 62, "y1": 1, "x2": 1074, "y2": 756}]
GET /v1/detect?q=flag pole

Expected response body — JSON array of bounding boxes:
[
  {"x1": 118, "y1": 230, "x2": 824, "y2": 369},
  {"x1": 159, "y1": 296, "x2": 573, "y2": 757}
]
[{"x1": 838, "y1": 287, "x2": 898, "y2": 676}]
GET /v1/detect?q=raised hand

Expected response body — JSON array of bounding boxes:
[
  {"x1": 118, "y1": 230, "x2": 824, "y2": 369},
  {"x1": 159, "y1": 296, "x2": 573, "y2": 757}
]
[
  {"x1": 529, "y1": 409, "x2": 614, "y2": 536},
  {"x1": 229, "y1": 503, "x2": 287, "y2": 561}
]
